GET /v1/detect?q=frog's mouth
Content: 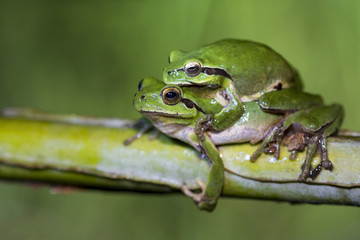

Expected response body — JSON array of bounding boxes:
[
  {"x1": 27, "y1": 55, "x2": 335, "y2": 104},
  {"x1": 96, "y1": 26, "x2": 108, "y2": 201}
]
[
  {"x1": 140, "y1": 111, "x2": 189, "y2": 118},
  {"x1": 140, "y1": 98, "x2": 205, "y2": 118}
]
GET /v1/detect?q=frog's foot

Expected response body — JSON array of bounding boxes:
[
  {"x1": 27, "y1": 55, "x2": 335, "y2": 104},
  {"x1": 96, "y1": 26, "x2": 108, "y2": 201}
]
[
  {"x1": 195, "y1": 114, "x2": 213, "y2": 142},
  {"x1": 289, "y1": 150, "x2": 299, "y2": 160},
  {"x1": 123, "y1": 119, "x2": 155, "y2": 145},
  {"x1": 283, "y1": 132, "x2": 308, "y2": 160},
  {"x1": 181, "y1": 179, "x2": 207, "y2": 203},
  {"x1": 250, "y1": 119, "x2": 285, "y2": 162},
  {"x1": 181, "y1": 179, "x2": 217, "y2": 211},
  {"x1": 298, "y1": 135, "x2": 333, "y2": 181}
]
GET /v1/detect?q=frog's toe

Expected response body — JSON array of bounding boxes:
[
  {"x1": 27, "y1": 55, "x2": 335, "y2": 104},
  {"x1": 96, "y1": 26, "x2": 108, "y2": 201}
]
[
  {"x1": 181, "y1": 179, "x2": 216, "y2": 211},
  {"x1": 181, "y1": 179, "x2": 206, "y2": 203},
  {"x1": 298, "y1": 165, "x2": 313, "y2": 181},
  {"x1": 195, "y1": 114, "x2": 213, "y2": 142},
  {"x1": 319, "y1": 136, "x2": 334, "y2": 171},
  {"x1": 289, "y1": 150, "x2": 298, "y2": 160},
  {"x1": 306, "y1": 159, "x2": 333, "y2": 181},
  {"x1": 123, "y1": 119, "x2": 154, "y2": 145},
  {"x1": 321, "y1": 159, "x2": 333, "y2": 171}
]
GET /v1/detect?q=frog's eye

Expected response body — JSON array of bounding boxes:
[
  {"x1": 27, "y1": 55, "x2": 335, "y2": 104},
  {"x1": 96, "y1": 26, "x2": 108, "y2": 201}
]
[
  {"x1": 184, "y1": 62, "x2": 202, "y2": 77},
  {"x1": 138, "y1": 79, "x2": 144, "y2": 91},
  {"x1": 161, "y1": 87, "x2": 182, "y2": 105}
]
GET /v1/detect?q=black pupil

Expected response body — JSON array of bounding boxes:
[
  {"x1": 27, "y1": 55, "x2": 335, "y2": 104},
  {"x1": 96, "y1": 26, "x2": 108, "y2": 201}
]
[
  {"x1": 165, "y1": 91, "x2": 177, "y2": 99},
  {"x1": 188, "y1": 66, "x2": 199, "y2": 72}
]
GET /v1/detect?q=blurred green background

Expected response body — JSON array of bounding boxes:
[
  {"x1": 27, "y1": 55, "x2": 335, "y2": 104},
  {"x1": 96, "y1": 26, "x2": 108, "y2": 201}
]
[{"x1": 0, "y1": 0, "x2": 359, "y2": 239}]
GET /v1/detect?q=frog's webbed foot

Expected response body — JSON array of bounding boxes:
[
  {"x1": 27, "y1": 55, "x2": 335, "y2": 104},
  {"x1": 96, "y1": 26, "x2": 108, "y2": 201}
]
[
  {"x1": 252, "y1": 123, "x2": 334, "y2": 181},
  {"x1": 250, "y1": 119, "x2": 285, "y2": 162},
  {"x1": 298, "y1": 135, "x2": 333, "y2": 181},
  {"x1": 123, "y1": 118, "x2": 155, "y2": 145},
  {"x1": 181, "y1": 179, "x2": 217, "y2": 211},
  {"x1": 195, "y1": 114, "x2": 213, "y2": 142}
]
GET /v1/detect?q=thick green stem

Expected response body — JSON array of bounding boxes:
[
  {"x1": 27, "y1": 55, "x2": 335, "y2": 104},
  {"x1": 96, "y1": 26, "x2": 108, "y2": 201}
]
[{"x1": 1, "y1": 108, "x2": 360, "y2": 206}]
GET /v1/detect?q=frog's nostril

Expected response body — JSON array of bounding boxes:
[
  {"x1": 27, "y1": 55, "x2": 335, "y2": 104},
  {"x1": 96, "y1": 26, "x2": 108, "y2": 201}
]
[
  {"x1": 141, "y1": 95, "x2": 146, "y2": 99},
  {"x1": 167, "y1": 71, "x2": 171, "y2": 75}
]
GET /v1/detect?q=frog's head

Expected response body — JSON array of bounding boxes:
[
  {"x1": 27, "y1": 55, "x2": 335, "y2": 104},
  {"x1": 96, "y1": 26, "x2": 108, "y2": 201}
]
[
  {"x1": 163, "y1": 45, "x2": 232, "y2": 87},
  {"x1": 134, "y1": 77, "x2": 202, "y2": 125}
]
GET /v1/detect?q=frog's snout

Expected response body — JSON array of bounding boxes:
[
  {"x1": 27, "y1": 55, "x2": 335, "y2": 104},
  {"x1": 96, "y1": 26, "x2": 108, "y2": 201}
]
[{"x1": 134, "y1": 92, "x2": 146, "y2": 99}]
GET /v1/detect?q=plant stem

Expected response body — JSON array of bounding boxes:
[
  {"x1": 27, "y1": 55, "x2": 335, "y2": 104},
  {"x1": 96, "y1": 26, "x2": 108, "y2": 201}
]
[{"x1": 1, "y1": 108, "x2": 360, "y2": 206}]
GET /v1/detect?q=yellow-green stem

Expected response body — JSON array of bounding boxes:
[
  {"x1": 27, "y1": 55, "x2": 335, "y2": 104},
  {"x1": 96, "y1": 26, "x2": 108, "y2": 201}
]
[{"x1": 0, "y1": 108, "x2": 360, "y2": 206}]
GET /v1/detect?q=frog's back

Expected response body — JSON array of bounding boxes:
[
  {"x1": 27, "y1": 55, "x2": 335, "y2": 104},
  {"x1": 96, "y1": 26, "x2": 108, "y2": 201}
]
[{"x1": 201, "y1": 39, "x2": 302, "y2": 99}]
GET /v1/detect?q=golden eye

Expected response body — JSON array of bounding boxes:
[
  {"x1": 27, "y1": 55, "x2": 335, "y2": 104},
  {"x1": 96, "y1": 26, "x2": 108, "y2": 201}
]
[
  {"x1": 161, "y1": 87, "x2": 182, "y2": 105},
  {"x1": 184, "y1": 62, "x2": 202, "y2": 77}
]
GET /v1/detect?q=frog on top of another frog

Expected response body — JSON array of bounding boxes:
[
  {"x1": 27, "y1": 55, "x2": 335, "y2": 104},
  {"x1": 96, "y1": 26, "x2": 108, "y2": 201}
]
[
  {"x1": 162, "y1": 39, "x2": 343, "y2": 178},
  {"x1": 164, "y1": 39, "x2": 301, "y2": 133},
  {"x1": 133, "y1": 76, "x2": 342, "y2": 211}
]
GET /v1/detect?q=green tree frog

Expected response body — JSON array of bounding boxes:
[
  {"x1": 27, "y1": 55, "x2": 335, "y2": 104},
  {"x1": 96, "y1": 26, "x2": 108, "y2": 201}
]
[
  {"x1": 132, "y1": 76, "x2": 343, "y2": 211},
  {"x1": 163, "y1": 39, "x2": 302, "y2": 136},
  {"x1": 163, "y1": 39, "x2": 343, "y2": 178}
]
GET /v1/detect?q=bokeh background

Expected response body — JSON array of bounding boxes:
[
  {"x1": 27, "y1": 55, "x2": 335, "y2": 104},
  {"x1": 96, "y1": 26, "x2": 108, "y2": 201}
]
[{"x1": 0, "y1": 0, "x2": 360, "y2": 239}]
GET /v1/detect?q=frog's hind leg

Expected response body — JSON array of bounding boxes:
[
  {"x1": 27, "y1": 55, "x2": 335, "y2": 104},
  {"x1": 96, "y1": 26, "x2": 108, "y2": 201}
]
[
  {"x1": 299, "y1": 108, "x2": 343, "y2": 180},
  {"x1": 287, "y1": 104, "x2": 344, "y2": 181},
  {"x1": 299, "y1": 135, "x2": 332, "y2": 181},
  {"x1": 250, "y1": 119, "x2": 285, "y2": 162},
  {"x1": 251, "y1": 89, "x2": 324, "y2": 162}
]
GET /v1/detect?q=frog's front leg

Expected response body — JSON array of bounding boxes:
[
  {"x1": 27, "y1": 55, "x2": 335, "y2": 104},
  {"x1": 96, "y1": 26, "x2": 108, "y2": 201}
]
[
  {"x1": 182, "y1": 133, "x2": 224, "y2": 211},
  {"x1": 195, "y1": 87, "x2": 243, "y2": 140},
  {"x1": 123, "y1": 118, "x2": 156, "y2": 145}
]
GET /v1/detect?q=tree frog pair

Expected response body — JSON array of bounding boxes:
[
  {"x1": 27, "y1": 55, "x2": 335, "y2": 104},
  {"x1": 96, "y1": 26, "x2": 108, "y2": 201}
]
[{"x1": 130, "y1": 39, "x2": 344, "y2": 211}]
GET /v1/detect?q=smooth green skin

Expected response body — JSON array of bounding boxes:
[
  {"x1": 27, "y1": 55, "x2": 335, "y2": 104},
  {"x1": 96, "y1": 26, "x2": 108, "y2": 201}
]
[
  {"x1": 181, "y1": 85, "x2": 243, "y2": 131},
  {"x1": 133, "y1": 76, "x2": 344, "y2": 210},
  {"x1": 163, "y1": 39, "x2": 302, "y2": 131}
]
